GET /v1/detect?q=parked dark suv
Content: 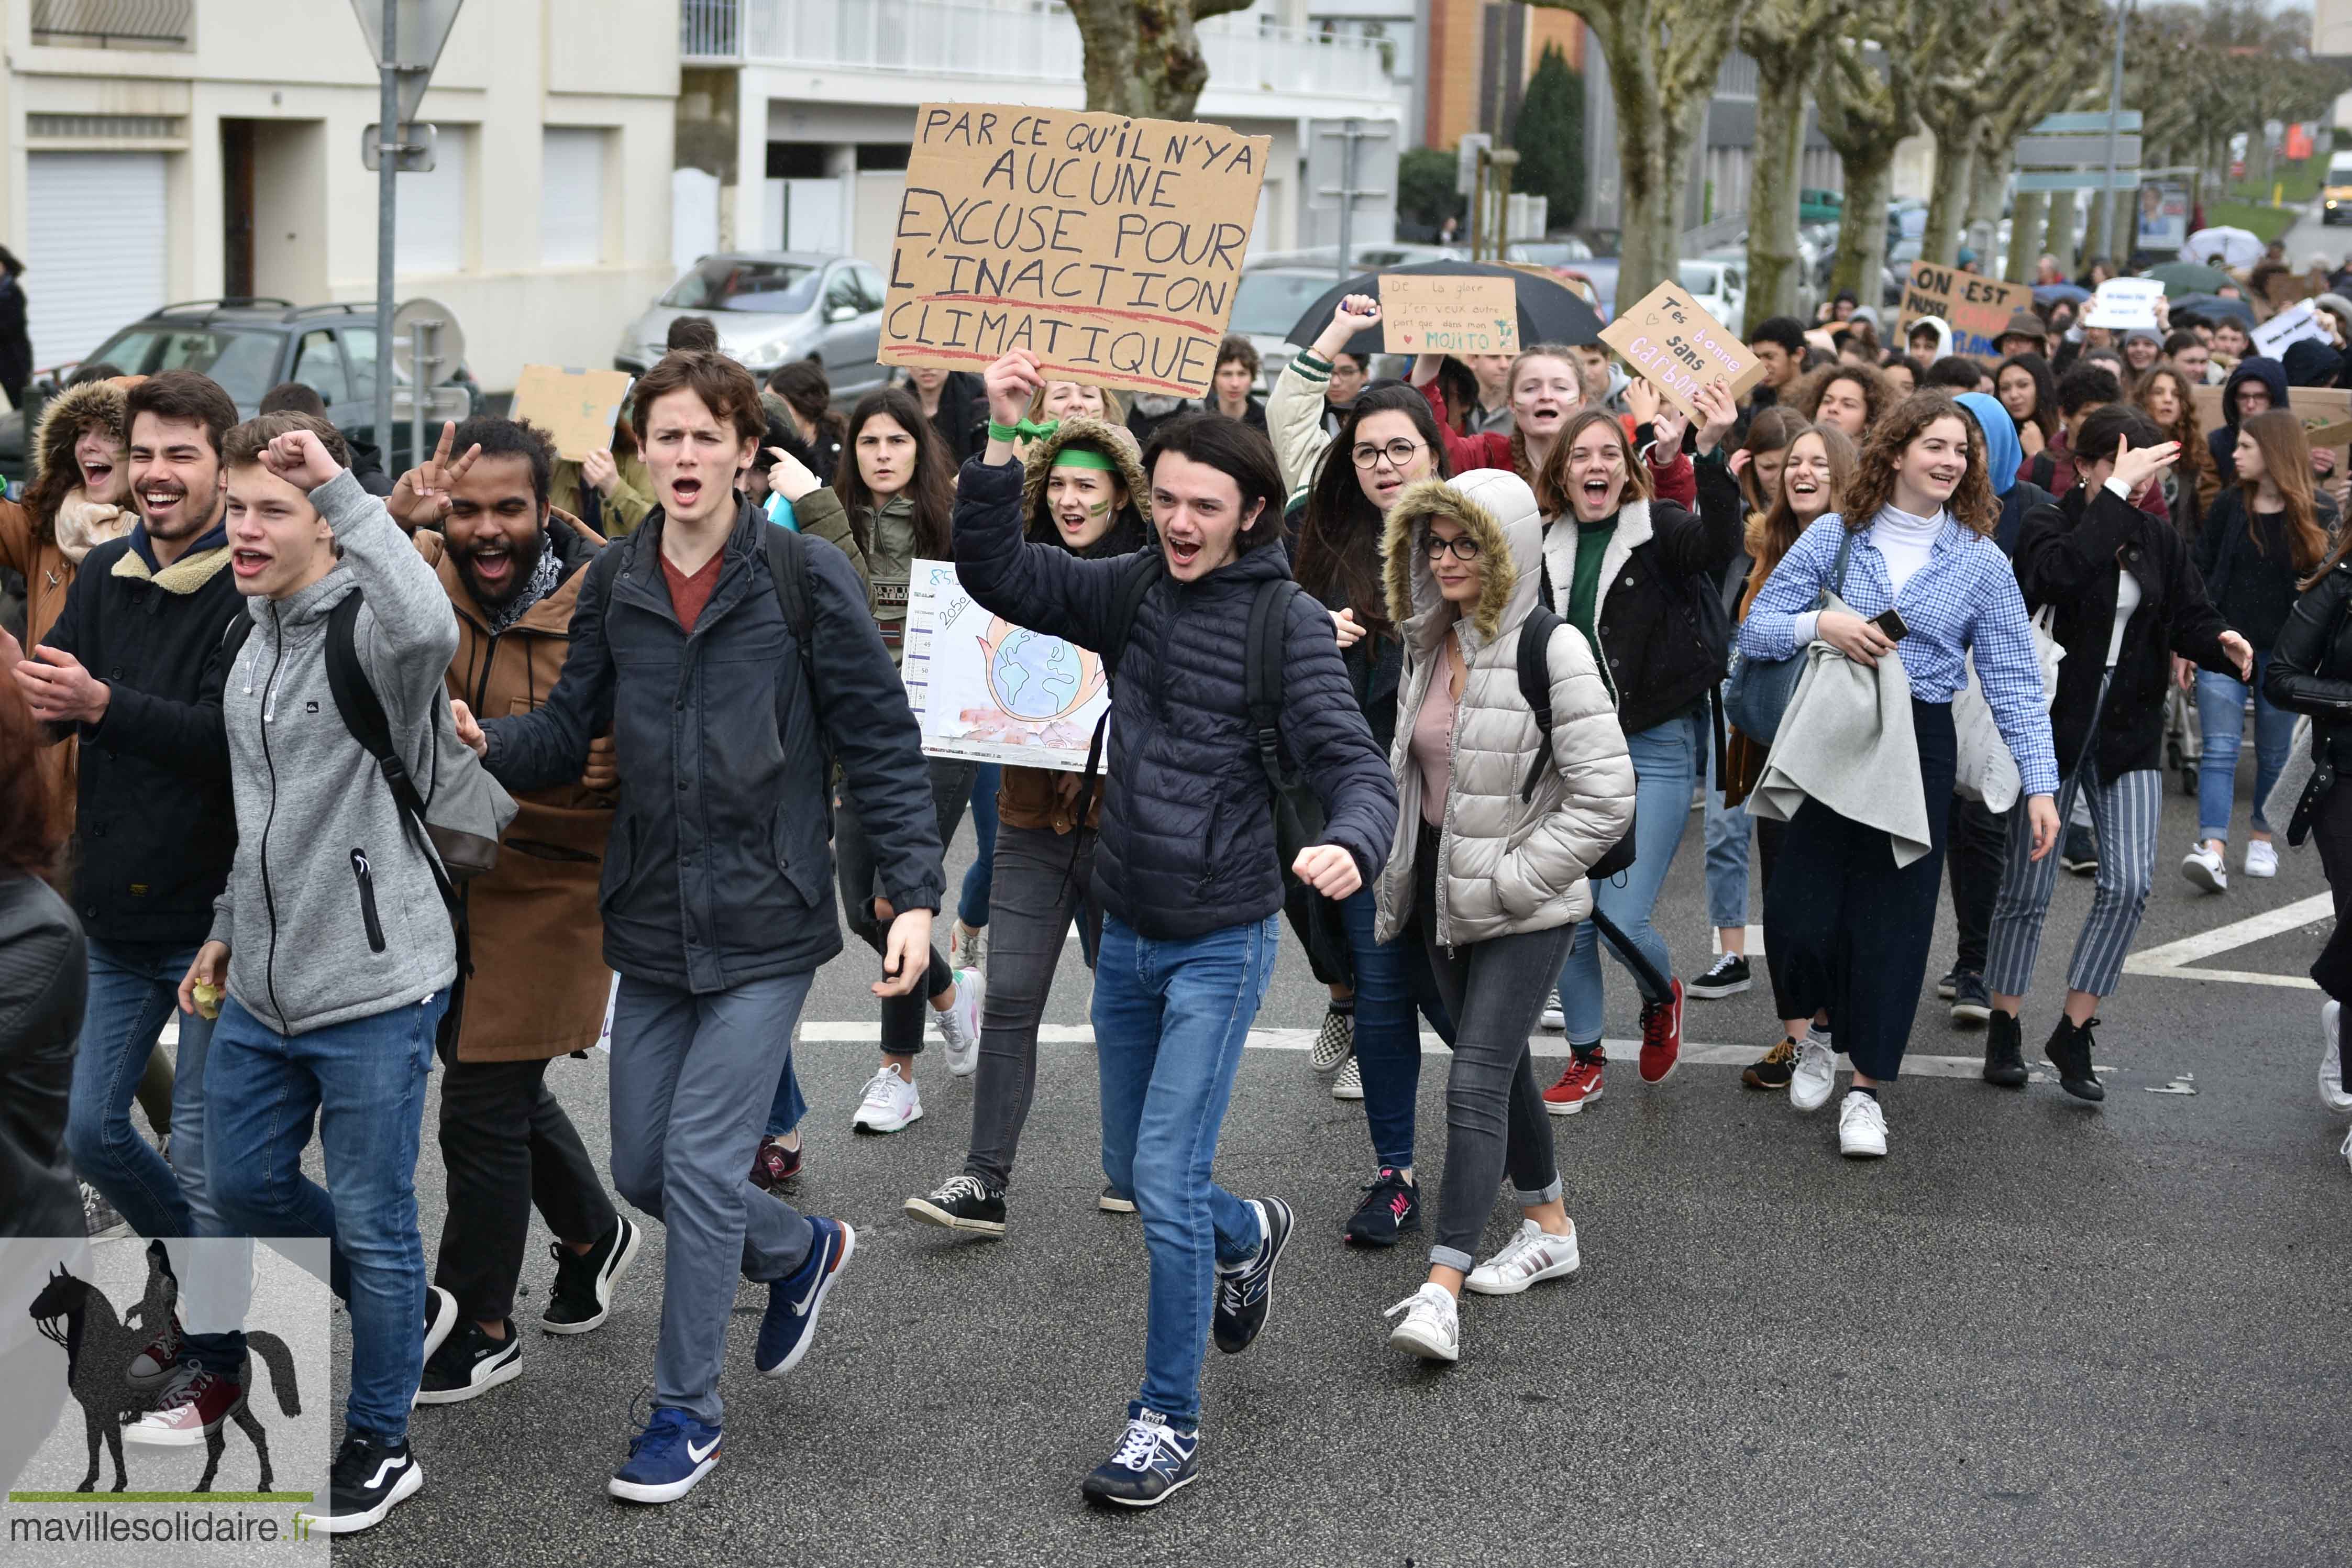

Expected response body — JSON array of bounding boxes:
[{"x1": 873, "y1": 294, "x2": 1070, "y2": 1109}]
[{"x1": 0, "y1": 297, "x2": 482, "y2": 480}]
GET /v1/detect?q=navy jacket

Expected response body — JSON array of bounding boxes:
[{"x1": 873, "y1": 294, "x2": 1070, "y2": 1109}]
[
  {"x1": 482, "y1": 495, "x2": 943, "y2": 992},
  {"x1": 952, "y1": 455, "x2": 1397, "y2": 942}
]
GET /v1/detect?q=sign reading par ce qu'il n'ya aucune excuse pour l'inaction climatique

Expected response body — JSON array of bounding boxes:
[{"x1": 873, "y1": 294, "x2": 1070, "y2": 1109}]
[{"x1": 880, "y1": 104, "x2": 1271, "y2": 399}]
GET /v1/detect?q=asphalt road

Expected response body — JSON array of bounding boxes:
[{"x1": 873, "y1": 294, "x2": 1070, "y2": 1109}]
[{"x1": 300, "y1": 753, "x2": 2352, "y2": 1568}]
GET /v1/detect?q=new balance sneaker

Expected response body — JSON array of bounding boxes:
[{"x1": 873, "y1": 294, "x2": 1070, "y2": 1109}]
[
  {"x1": 2044, "y1": 1015, "x2": 2105, "y2": 1102},
  {"x1": 299, "y1": 1433, "x2": 421, "y2": 1534},
  {"x1": 2060, "y1": 823, "x2": 2099, "y2": 876},
  {"x1": 1983, "y1": 1010, "x2": 2028, "y2": 1088},
  {"x1": 748, "y1": 1135, "x2": 803, "y2": 1192},
  {"x1": 1790, "y1": 1029, "x2": 1837, "y2": 1112},
  {"x1": 937, "y1": 968, "x2": 984, "y2": 1076},
  {"x1": 2181, "y1": 842, "x2": 2228, "y2": 893},
  {"x1": 756, "y1": 1217, "x2": 854, "y2": 1377},
  {"x1": 125, "y1": 1311, "x2": 184, "y2": 1388},
  {"x1": 950, "y1": 919, "x2": 988, "y2": 972},
  {"x1": 1688, "y1": 952, "x2": 1752, "y2": 1000},
  {"x1": 1838, "y1": 1090, "x2": 1888, "y2": 1157},
  {"x1": 852, "y1": 1066, "x2": 922, "y2": 1133},
  {"x1": 1342, "y1": 1168, "x2": 1420, "y2": 1247},
  {"x1": 1330, "y1": 1054, "x2": 1364, "y2": 1101},
  {"x1": 906, "y1": 1174, "x2": 1007, "y2": 1235},
  {"x1": 543, "y1": 1214, "x2": 642, "y2": 1335},
  {"x1": 422, "y1": 1285, "x2": 458, "y2": 1364},
  {"x1": 1465, "y1": 1218, "x2": 1581, "y2": 1295},
  {"x1": 1743, "y1": 1037, "x2": 1797, "y2": 1091},
  {"x1": 414, "y1": 1320, "x2": 522, "y2": 1405},
  {"x1": 2245, "y1": 838, "x2": 2280, "y2": 879},
  {"x1": 1950, "y1": 970, "x2": 1992, "y2": 1026},
  {"x1": 1383, "y1": 1283, "x2": 1460, "y2": 1363},
  {"x1": 2321, "y1": 1001, "x2": 2352, "y2": 1114},
  {"x1": 607, "y1": 1407, "x2": 721, "y2": 1505},
  {"x1": 1211, "y1": 1197, "x2": 1292, "y2": 1355},
  {"x1": 125, "y1": 1364, "x2": 244, "y2": 1446},
  {"x1": 1539, "y1": 988, "x2": 1565, "y2": 1031},
  {"x1": 1098, "y1": 1184, "x2": 1136, "y2": 1214},
  {"x1": 1638, "y1": 979, "x2": 1685, "y2": 1083},
  {"x1": 1542, "y1": 1052, "x2": 1605, "y2": 1115},
  {"x1": 1309, "y1": 1006, "x2": 1354, "y2": 1072},
  {"x1": 1079, "y1": 1409, "x2": 1199, "y2": 1508}
]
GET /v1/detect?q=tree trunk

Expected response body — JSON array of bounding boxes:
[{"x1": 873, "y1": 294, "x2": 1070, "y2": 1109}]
[
  {"x1": 1922, "y1": 132, "x2": 1972, "y2": 266},
  {"x1": 1965, "y1": 132, "x2": 2008, "y2": 267},
  {"x1": 1606, "y1": 36, "x2": 1681, "y2": 306},
  {"x1": 1829, "y1": 150, "x2": 1892, "y2": 307},
  {"x1": 1068, "y1": 0, "x2": 1244, "y2": 119},
  {"x1": 2048, "y1": 190, "x2": 2081, "y2": 276},
  {"x1": 2006, "y1": 189, "x2": 2047, "y2": 283},
  {"x1": 1745, "y1": 52, "x2": 1810, "y2": 322}
]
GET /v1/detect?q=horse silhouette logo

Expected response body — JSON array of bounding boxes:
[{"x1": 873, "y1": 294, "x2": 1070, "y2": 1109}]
[{"x1": 26, "y1": 1245, "x2": 299, "y2": 1494}]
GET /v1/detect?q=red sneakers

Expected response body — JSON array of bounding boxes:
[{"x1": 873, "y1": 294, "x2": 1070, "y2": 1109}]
[
  {"x1": 1542, "y1": 1053, "x2": 1605, "y2": 1115},
  {"x1": 749, "y1": 1136, "x2": 803, "y2": 1191},
  {"x1": 124, "y1": 1367, "x2": 245, "y2": 1448},
  {"x1": 125, "y1": 1313, "x2": 183, "y2": 1388},
  {"x1": 1638, "y1": 979, "x2": 1685, "y2": 1084}
]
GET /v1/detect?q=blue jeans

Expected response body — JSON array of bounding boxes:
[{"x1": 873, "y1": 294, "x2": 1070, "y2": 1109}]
[
  {"x1": 207, "y1": 990, "x2": 445, "y2": 1443},
  {"x1": 2196, "y1": 653, "x2": 2296, "y2": 842},
  {"x1": 959, "y1": 763, "x2": 1000, "y2": 928},
  {"x1": 1344, "y1": 884, "x2": 1452, "y2": 1173},
  {"x1": 1702, "y1": 728, "x2": 1751, "y2": 931},
  {"x1": 1557, "y1": 713, "x2": 1701, "y2": 1043},
  {"x1": 66, "y1": 939, "x2": 208, "y2": 1240},
  {"x1": 761, "y1": 1057, "x2": 807, "y2": 1139},
  {"x1": 1092, "y1": 913, "x2": 1277, "y2": 1428}
]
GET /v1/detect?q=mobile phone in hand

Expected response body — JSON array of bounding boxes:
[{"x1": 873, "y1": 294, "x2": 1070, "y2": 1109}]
[{"x1": 1870, "y1": 608, "x2": 1909, "y2": 642}]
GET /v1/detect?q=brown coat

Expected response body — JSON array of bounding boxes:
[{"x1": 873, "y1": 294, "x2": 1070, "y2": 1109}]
[
  {"x1": 413, "y1": 510, "x2": 615, "y2": 1062},
  {"x1": 997, "y1": 764, "x2": 1102, "y2": 834},
  {"x1": 0, "y1": 500, "x2": 74, "y2": 845}
]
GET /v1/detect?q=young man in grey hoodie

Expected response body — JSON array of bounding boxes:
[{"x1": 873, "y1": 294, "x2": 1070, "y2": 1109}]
[{"x1": 175, "y1": 412, "x2": 461, "y2": 1536}]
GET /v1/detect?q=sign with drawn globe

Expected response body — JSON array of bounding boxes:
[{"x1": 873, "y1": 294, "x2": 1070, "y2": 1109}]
[{"x1": 903, "y1": 559, "x2": 1111, "y2": 771}]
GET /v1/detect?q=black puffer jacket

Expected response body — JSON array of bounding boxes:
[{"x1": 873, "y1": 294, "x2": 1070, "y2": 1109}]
[
  {"x1": 482, "y1": 494, "x2": 944, "y2": 991},
  {"x1": 2266, "y1": 557, "x2": 2352, "y2": 770},
  {"x1": 0, "y1": 873, "x2": 84, "y2": 1240},
  {"x1": 2016, "y1": 483, "x2": 2235, "y2": 779},
  {"x1": 954, "y1": 455, "x2": 1397, "y2": 941}
]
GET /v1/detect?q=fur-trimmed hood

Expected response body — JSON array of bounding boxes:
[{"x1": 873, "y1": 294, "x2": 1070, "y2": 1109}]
[
  {"x1": 1019, "y1": 414, "x2": 1152, "y2": 553},
  {"x1": 29, "y1": 377, "x2": 132, "y2": 540},
  {"x1": 1381, "y1": 468, "x2": 1543, "y2": 648}
]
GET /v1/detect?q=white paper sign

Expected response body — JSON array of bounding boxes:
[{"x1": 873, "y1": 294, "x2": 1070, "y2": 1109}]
[
  {"x1": 2082, "y1": 278, "x2": 2166, "y2": 330},
  {"x1": 901, "y1": 558, "x2": 1109, "y2": 771},
  {"x1": 2252, "y1": 301, "x2": 2327, "y2": 361}
]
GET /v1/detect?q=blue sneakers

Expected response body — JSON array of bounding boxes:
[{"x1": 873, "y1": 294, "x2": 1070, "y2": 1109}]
[
  {"x1": 755, "y1": 1217, "x2": 855, "y2": 1377},
  {"x1": 608, "y1": 1407, "x2": 722, "y2": 1504},
  {"x1": 1080, "y1": 1408, "x2": 1200, "y2": 1508}
]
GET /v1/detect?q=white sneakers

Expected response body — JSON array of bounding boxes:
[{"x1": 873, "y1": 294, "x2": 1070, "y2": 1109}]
[
  {"x1": 2244, "y1": 838, "x2": 2279, "y2": 879},
  {"x1": 2322, "y1": 1002, "x2": 2352, "y2": 1114},
  {"x1": 2181, "y1": 841, "x2": 2228, "y2": 893},
  {"x1": 936, "y1": 968, "x2": 984, "y2": 1076},
  {"x1": 1790, "y1": 1027, "x2": 1838, "y2": 1112},
  {"x1": 1384, "y1": 1283, "x2": 1460, "y2": 1362},
  {"x1": 852, "y1": 1066, "x2": 922, "y2": 1133},
  {"x1": 1838, "y1": 1090, "x2": 1888, "y2": 1157},
  {"x1": 1465, "y1": 1220, "x2": 1580, "y2": 1296},
  {"x1": 1331, "y1": 1055, "x2": 1364, "y2": 1101},
  {"x1": 949, "y1": 920, "x2": 988, "y2": 971},
  {"x1": 1539, "y1": 988, "x2": 1565, "y2": 1031}
]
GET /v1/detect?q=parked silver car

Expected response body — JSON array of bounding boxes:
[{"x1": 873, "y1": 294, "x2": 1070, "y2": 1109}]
[{"x1": 615, "y1": 251, "x2": 890, "y2": 397}]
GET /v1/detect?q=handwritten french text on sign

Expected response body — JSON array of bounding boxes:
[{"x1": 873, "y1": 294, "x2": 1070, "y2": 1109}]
[
  {"x1": 2081, "y1": 278, "x2": 2165, "y2": 331},
  {"x1": 903, "y1": 559, "x2": 1110, "y2": 771},
  {"x1": 2252, "y1": 301, "x2": 2326, "y2": 362},
  {"x1": 1898, "y1": 262, "x2": 2037, "y2": 362},
  {"x1": 880, "y1": 105, "x2": 1269, "y2": 399},
  {"x1": 1379, "y1": 274, "x2": 1520, "y2": 355},
  {"x1": 511, "y1": 366, "x2": 636, "y2": 461},
  {"x1": 1595, "y1": 281, "x2": 1764, "y2": 422}
]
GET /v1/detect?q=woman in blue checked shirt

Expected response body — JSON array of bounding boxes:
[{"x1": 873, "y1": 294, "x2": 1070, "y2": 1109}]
[{"x1": 1739, "y1": 394, "x2": 2061, "y2": 1159}]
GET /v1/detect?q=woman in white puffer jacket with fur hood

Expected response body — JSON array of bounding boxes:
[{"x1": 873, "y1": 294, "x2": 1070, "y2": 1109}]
[{"x1": 1372, "y1": 467, "x2": 1635, "y2": 1364}]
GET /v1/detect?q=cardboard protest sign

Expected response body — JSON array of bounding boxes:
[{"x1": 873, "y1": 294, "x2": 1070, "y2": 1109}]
[
  {"x1": 2252, "y1": 301, "x2": 2326, "y2": 361},
  {"x1": 1597, "y1": 280, "x2": 1763, "y2": 422},
  {"x1": 511, "y1": 366, "x2": 635, "y2": 460},
  {"x1": 2292, "y1": 386, "x2": 2352, "y2": 447},
  {"x1": 2082, "y1": 278, "x2": 2165, "y2": 331},
  {"x1": 902, "y1": 558, "x2": 1109, "y2": 771},
  {"x1": 2267, "y1": 271, "x2": 2322, "y2": 310},
  {"x1": 1898, "y1": 262, "x2": 2036, "y2": 361},
  {"x1": 2191, "y1": 381, "x2": 2225, "y2": 434},
  {"x1": 1378, "y1": 274, "x2": 1519, "y2": 355},
  {"x1": 881, "y1": 104, "x2": 1270, "y2": 399}
]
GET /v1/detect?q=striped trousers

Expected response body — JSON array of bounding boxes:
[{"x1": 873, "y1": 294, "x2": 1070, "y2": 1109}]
[{"x1": 1986, "y1": 759, "x2": 2163, "y2": 1001}]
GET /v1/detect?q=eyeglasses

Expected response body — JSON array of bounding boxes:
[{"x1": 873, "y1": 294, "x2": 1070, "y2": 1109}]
[
  {"x1": 1423, "y1": 533, "x2": 1482, "y2": 561},
  {"x1": 1352, "y1": 438, "x2": 1425, "y2": 470}
]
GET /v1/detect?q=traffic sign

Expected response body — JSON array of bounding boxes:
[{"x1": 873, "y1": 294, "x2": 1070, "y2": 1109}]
[
  {"x1": 2015, "y1": 134, "x2": 2141, "y2": 168},
  {"x1": 2027, "y1": 111, "x2": 2143, "y2": 136},
  {"x1": 2015, "y1": 169, "x2": 2145, "y2": 192}
]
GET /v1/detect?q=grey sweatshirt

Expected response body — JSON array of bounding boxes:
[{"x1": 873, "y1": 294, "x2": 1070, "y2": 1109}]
[{"x1": 208, "y1": 469, "x2": 462, "y2": 1034}]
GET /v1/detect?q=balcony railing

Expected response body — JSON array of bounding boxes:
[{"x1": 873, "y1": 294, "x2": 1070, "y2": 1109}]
[
  {"x1": 686, "y1": 0, "x2": 1394, "y2": 102},
  {"x1": 30, "y1": 0, "x2": 190, "y2": 49}
]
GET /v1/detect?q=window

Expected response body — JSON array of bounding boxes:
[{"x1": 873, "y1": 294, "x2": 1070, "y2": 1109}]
[
  {"x1": 86, "y1": 326, "x2": 282, "y2": 406},
  {"x1": 342, "y1": 326, "x2": 380, "y2": 399},
  {"x1": 849, "y1": 264, "x2": 886, "y2": 313},
  {"x1": 396, "y1": 126, "x2": 470, "y2": 276},
  {"x1": 659, "y1": 256, "x2": 819, "y2": 314},
  {"x1": 539, "y1": 127, "x2": 608, "y2": 268},
  {"x1": 290, "y1": 329, "x2": 352, "y2": 404},
  {"x1": 823, "y1": 268, "x2": 863, "y2": 320}
]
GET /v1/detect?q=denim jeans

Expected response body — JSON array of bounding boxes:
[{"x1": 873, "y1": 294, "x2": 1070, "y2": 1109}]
[
  {"x1": 207, "y1": 990, "x2": 445, "y2": 1443},
  {"x1": 2196, "y1": 652, "x2": 2296, "y2": 842},
  {"x1": 1701, "y1": 730, "x2": 1751, "y2": 931},
  {"x1": 1344, "y1": 884, "x2": 1451, "y2": 1173},
  {"x1": 160, "y1": 996, "x2": 247, "y2": 1374},
  {"x1": 761, "y1": 1056, "x2": 807, "y2": 1140},
  {"x1": 959, "y1": 763, "x2": 1001, "y2": 929},
  {"x1": 1093, "y1": 912, "x2": 1277, "y2": 1428},
  {"x1": 1557, "y1": 713, "x2": 1702, "y2": 1042},
  {"x1": 65, "y1": 938, "x2": 207, "y2": 1240}
]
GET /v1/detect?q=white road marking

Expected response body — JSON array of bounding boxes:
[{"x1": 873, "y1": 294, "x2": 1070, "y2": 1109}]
[{"x1": 2122, "y1": 892, "x2": 2332, "y2": 990}]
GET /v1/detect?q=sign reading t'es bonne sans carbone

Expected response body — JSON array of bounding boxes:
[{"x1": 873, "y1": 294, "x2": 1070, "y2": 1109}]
[{"x1": 881, "y1": 104, "x2": 1271, "y2": 399}]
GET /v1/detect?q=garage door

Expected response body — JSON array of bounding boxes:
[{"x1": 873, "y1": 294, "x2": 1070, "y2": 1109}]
[{"x1": 27, "y1": 152, "x2": 168, "y2": 369}]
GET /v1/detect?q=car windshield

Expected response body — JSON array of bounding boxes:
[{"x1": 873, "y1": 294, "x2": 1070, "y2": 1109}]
[
  {"x1": 1679, "y1": 263, "x2": 1725, "y2": 294},
  {"x1": 659, "y1": 258, "x2": 822, "y2": 314},
  {"x1": 86, "y1": 326, "x2": 282, "y2": 407},
  {"x1": 1231, "y1": 271, "x2": 1333, "y2": 336},
  {"x1": 1511, "y1": 241, "x2": 1591, "y2": 264}
]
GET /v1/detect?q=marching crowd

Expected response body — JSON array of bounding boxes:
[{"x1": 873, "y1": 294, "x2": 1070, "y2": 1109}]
[{"x1": 4, "y1": 267, "x2": 2351, "y2": 1528}]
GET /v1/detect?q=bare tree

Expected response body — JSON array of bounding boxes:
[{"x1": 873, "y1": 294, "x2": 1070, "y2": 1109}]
[
  {"x1": 1529, "y1": 0, "x2": 1743, "y2": 305},
  {"x1": 1066, "y1": 0, "x2": 1253, "y2": 119},
  {"x1": 1741, "y1": 0, "x2": 1861, "y2": 320},
  {"x1": 1814, "y1": 4, "x2": 1941, "y2": 307},
  {"x1": 1916, "y1": 0, "x2": 2064, "y2": 267}
]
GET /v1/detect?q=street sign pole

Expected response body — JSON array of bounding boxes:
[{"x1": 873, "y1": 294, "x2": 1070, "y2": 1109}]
[{"x1": 374, "y1": 0, "x2": 397, "y2": 468}]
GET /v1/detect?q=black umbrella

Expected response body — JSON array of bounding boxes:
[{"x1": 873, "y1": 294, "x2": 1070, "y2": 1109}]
[
  {"x1": 2168, "y1": 292, "x2": 2256, "y2": 327},
  {"x1": 1283, "y1": 261, "x2": 1605, "y2": 357}
]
